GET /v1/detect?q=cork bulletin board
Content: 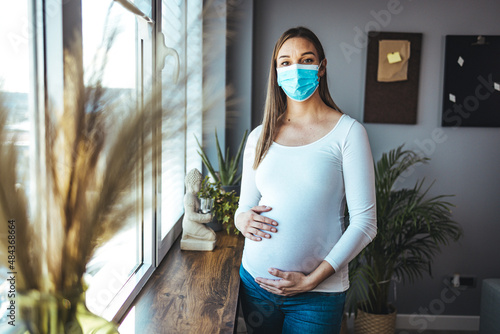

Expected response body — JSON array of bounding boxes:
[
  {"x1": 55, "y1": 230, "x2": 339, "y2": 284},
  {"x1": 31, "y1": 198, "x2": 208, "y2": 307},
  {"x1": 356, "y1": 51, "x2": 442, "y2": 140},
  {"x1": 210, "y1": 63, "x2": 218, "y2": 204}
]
[
  {"x1": 441, "y1": 35, "x2": 500, "y2": 127},
  {"x1": 363, "y1": 31, "x2": 423, "y2": 124}
]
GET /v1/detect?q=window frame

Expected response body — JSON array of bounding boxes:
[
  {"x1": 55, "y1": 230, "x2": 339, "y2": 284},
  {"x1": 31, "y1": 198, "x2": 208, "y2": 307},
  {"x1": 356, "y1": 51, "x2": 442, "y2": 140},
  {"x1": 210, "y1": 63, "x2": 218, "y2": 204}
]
[{"x1": 27, "y1": 0, "x2": 203, "y2": 322}]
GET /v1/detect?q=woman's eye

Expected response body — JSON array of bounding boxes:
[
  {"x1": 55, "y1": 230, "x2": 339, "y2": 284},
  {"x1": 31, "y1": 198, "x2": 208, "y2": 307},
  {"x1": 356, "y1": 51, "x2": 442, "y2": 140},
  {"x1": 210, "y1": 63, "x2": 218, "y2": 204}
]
[
  {"x1": 303, "y1": 59, "x2": 313, "y2": 63},
  {"x1": 280, "y1": 61, "x2": 289, "y2": 66}
]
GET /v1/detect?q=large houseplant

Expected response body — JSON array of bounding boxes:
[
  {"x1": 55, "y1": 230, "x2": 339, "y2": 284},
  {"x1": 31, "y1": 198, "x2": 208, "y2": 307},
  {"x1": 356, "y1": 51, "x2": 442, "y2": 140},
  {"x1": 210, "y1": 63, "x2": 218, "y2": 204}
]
[
  {"x1": 195, "y1": 129, "x2": 248, "y2": 187},
  {"x1": 347, "y1": 145, "x2": 462, "y2": 333}
]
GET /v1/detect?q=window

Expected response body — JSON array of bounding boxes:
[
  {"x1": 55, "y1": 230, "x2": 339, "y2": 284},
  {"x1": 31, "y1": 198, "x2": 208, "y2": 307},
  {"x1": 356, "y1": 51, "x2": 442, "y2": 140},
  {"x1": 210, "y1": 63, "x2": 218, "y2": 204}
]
[
  {"x1": 158, "y1": 0, "x2": 204, "y2": 260},
  {"x1": 0, "y1": 0, "x2": 35, "y2": 328},
  {"x1": 158, "y1": 0, "x2": 187, "y2": 257},
  {"x1": 81, "y1": 0, "x2": 149, "y2": 318},
  {"x1": 0, "y1": 0, "x2": 204, "y2": 324},
  {"x1": 0, "y1": 0, "x2": 33, "y2": 198}
]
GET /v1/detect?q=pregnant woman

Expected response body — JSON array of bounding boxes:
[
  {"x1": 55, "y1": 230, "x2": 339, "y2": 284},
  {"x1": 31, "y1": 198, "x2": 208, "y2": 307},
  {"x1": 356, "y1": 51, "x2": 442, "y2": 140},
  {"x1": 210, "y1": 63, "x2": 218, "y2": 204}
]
[{"x1": 235, "y1": 26, "x2": 377, "y2": 334}]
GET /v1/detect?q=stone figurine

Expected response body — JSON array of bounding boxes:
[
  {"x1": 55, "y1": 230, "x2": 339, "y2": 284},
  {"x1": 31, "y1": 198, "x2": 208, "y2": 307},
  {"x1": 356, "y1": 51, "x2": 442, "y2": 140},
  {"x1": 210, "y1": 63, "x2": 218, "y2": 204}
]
[{"x1": 180, "y1": 168, "x2": 216, "y2": 251}]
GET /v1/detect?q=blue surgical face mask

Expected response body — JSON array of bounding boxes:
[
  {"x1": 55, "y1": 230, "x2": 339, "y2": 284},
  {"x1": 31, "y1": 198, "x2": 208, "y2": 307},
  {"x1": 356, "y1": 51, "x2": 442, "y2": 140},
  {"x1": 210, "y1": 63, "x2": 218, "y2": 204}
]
[{"x1": 277, "y1": 62, "x2": 321, "y2": 102}]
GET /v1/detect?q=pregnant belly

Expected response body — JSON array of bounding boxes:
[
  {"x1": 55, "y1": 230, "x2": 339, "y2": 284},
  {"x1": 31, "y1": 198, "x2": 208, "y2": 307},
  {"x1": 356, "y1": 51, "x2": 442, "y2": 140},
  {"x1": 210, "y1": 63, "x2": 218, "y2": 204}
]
[{"x1": 242, "y1": 205, "x2": 337, "y2": 279}]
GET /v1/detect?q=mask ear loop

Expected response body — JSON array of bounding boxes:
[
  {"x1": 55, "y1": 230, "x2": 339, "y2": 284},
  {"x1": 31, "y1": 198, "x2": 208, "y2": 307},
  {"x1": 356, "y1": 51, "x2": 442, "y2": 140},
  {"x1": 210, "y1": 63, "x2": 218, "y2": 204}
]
[
  {"x1": 318, "y1": 59, "x2": 324, "y2": 71},
  {"x1": 317, "y1": 59, "x2": 324, "y2": 82}
]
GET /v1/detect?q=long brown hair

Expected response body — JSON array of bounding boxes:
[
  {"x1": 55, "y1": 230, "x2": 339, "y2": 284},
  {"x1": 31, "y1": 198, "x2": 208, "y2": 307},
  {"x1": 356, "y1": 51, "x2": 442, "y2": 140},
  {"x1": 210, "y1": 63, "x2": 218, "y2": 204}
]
[{"x1": 253, "y1": 26, "x2": 342, "y2": 168}]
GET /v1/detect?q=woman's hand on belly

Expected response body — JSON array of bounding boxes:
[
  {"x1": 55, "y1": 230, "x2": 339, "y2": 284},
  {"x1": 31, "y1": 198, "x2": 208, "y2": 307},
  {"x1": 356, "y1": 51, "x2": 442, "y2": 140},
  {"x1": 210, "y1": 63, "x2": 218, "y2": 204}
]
[
  {"x1": 235, "y1": 205, "x2": 279, "y2": 241},
  {"x1": 255, "y1": 268, "x2": 314, "y2": 296},
  {"x1": 255, "y1": 261, "x2": 336, "y2": 296}
]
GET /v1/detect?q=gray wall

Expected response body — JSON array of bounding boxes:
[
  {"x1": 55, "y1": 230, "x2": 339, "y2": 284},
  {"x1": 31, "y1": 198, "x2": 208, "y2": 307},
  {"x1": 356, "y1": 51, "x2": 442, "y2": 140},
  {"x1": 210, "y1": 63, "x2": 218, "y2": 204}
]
[
  {"x1": 226, "y1": 0, "x2": 253, "y2": 160},
  {"x1": 202, "y1": 0, "x2": 228, "y2": 173},
  {"x1": 251, "y1": 0, "x2": 500, "y2": 315},
  {"x1": 204, "y1": 0, "x2": 253, "y2": 178}
]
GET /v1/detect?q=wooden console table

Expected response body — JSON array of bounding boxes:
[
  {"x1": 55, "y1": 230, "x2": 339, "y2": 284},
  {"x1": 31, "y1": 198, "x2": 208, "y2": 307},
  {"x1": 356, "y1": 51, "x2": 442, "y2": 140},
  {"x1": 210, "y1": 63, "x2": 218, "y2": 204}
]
[{"x1": 119, "y1": 231, "x2": 245, "y2": 333}]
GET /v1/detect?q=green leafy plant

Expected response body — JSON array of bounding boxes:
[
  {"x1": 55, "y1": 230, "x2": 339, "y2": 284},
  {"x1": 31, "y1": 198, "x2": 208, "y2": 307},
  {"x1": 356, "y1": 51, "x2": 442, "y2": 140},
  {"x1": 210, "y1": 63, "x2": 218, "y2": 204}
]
[
  {"x1": 195, "y1": 129, "x2": 248, "y2": 186},
  {"x1": 213, "y1": 187, "x2": 240, "y2": 235},
  {"x1": 198, "y1": 176, "x2": 240, "y2": 235},
  {"x1": 347, "y1": 145, "x2": 462, "y2": 315},
  {"x1": 198, "y1": 175, "x2": 218, "y2": 199}
]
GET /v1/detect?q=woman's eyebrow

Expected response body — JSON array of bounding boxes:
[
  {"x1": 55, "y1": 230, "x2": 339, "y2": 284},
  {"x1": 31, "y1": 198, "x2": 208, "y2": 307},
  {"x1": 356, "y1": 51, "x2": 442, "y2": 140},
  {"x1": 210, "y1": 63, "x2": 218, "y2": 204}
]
[{"x1": 278, "y1": 51, "x2": 316, "y2": 59}]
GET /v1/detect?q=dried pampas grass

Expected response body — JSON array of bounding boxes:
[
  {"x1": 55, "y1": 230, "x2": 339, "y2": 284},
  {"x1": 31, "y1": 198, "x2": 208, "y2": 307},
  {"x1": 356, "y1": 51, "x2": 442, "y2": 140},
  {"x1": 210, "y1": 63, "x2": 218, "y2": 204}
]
[{"x1": 0, "y1": 43, "x2": 167, "y2": 296}]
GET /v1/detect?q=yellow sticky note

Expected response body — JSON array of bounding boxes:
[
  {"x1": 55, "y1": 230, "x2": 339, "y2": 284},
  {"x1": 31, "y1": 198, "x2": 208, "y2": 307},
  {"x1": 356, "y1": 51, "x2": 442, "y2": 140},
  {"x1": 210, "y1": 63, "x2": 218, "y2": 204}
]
[{"x1": 387, "y1": 52, "x2": 402, "y2": 64}]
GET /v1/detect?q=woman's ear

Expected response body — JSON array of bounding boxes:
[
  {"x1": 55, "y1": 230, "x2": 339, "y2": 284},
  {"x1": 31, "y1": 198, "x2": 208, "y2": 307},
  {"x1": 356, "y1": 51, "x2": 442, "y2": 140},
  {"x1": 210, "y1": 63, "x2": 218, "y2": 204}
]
[{"x1": 319, "y1": 59, "x2": 327, "y2": 77}]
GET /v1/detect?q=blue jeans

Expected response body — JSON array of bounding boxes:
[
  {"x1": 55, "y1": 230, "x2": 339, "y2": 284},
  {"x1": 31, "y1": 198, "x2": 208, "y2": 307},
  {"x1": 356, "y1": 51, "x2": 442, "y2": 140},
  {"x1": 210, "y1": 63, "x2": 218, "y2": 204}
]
[{"x1": 239, "y1": 265, "x2": 346, "y2": 334}]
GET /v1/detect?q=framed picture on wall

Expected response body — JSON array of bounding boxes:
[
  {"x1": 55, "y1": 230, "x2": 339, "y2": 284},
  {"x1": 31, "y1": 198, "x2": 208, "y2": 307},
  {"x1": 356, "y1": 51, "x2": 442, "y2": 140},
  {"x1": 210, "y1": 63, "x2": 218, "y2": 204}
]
[
  {"x1": 442, "y1": 35, "x2": 500, "y2": 127},
  {"x1": 363, "y1": 31, "x2": 423, "y2": 124}
]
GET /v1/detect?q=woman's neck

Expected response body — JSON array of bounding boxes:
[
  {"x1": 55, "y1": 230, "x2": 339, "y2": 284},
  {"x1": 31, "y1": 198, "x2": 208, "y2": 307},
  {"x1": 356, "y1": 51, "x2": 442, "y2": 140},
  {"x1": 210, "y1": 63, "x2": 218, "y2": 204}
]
[{"x1": 283, "y1": 94, "x2": 329, "y2": 123}]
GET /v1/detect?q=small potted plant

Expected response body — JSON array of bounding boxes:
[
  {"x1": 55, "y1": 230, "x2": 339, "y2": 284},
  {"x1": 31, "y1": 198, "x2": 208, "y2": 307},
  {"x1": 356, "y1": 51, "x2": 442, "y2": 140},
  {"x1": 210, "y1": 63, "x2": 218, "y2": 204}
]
[
  {"x1": 212, "y1": 186, "x2": 240, "y2": 235},
  {"x1": 195, "y1": 129, "x2": 248, "y2": 192},
  {"x1": 198, "y1": 176, "x2": 240, "y2": 235},
  {"x1": 198, "y1": 176, "x2": 217, "y2": 214}
]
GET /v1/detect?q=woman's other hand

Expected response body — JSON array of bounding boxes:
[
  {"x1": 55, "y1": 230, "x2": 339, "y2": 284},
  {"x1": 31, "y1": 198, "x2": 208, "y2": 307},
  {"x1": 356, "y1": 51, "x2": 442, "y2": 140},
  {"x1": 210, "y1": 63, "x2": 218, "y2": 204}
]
[
  {"x1": 255, "y1": 261, "x2": 336, "y2": 296},
  {"x1": 255, "y1": 269, "x2": 314, "y2": 296},
  {"x1": 235, "y1": 205, "x2": 278, "y2": 241}
]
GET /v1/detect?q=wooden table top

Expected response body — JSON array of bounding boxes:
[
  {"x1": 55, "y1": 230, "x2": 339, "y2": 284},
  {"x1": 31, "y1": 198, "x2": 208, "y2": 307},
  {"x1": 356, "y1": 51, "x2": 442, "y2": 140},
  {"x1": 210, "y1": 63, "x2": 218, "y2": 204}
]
[{"x1": 119, "y1": 231, "x2": 245, "y2": 334}]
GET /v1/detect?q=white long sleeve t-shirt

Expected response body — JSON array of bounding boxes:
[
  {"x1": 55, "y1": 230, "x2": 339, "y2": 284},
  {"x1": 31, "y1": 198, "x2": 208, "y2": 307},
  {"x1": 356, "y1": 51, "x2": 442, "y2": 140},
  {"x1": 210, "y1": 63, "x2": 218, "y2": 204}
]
[{"x1": 235, "y1": 114, "x2": 377, "y2": 292}]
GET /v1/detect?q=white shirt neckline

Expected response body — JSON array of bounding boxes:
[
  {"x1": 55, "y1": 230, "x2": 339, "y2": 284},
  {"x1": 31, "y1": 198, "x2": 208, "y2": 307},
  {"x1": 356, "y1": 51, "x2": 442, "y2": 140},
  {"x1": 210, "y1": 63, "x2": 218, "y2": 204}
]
[{"x1": 272, "y1": 113, "x2": 346, "y2": 149}]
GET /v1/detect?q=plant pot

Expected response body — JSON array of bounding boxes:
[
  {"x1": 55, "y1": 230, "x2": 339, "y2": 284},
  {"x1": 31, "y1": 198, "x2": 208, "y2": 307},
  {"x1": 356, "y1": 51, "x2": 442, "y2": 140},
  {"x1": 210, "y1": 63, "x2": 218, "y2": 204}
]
[
  {"x1": 207, "y1": 217, "x2": 223, "y2": 232},
  {"x1": 200, "y1": 197, "x2": 214, "y2": 214},
  {"x1": 354, "y1": 305, "x2": 396, "y2": 334}
]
